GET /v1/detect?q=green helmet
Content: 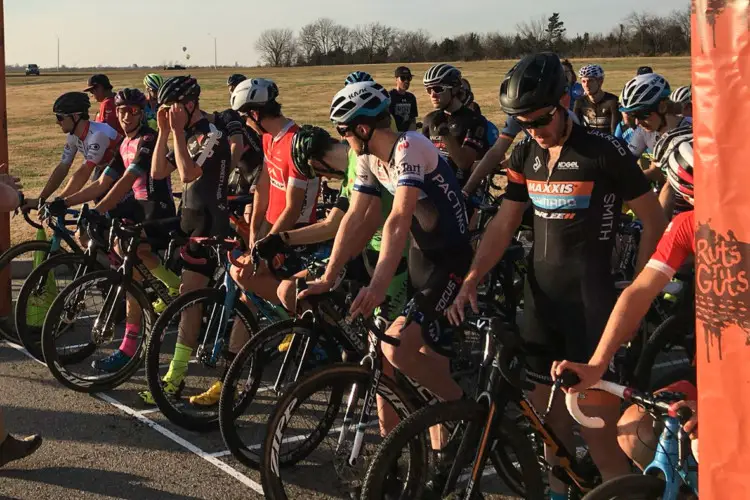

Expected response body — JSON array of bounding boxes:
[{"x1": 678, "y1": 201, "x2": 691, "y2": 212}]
[
  {"x1": 291, "y1": 125, "x2": 337, "y2": 179},
  {"x1": 143, "y1": 73, "x2": 164, "y2": 92}
]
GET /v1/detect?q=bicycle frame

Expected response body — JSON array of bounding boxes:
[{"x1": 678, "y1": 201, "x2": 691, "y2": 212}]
[{"x1": 643, "y1": 416, "x2": 698, "y2": 498}]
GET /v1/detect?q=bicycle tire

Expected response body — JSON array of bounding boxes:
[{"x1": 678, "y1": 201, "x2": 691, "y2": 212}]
[
  {"x1": 633, "y1": 312, "x2": 696, "y2": 391},
  {"x1": 260, "y1": 363, "x2": 421, "y2": 500},
  {"x1": 581, "y1": 473, "x2": 666, "y2": 499},
  {"x1": 361, "y1": 399, "x2": 546, "y2": 500},
  {"x1": 41, "y1": 269, "x2": 153, "y2": 393},
  {"x1": 218, "y1": 316, "x2": 342, "y2": 469},
  {"x1": 0, "y1": 240, "x2": 57, "y2": 342},
  {"x1": 145, "y1": 287, "x2": 260, "y2": 432},
  {"x1": 15, "y1": 252, "x2": 97, "y2": 361}
]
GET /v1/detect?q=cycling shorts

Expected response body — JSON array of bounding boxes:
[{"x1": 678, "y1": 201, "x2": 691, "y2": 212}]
[
  {"x1": 180, "y1": 207, "x2": 230, "y2": 277},
  {"x1": 521, "y1": 270, "x2": 617, "y2": 385},
  {"x1": 140, "y1": 201, "x2": 178, "y2": 249},
  {"x1": 404, "y1": 244, "x2": 473, "y2": 356}
]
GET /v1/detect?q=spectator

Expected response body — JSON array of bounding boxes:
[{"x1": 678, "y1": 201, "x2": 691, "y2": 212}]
[
  {"x1": 389, "y1": 66, "x2": 418, "y2": 131},
  {"x1": 561, "y1": 59, "x2": 584, "y2": 110},
  {"x1": 0, "y1": 172, "x2": 44, "y2": 467},
  {"x1": 84, "y1": 74, "x2": 123, "y2": 135}
]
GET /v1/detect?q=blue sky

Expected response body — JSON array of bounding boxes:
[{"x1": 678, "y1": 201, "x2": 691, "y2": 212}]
[{"x1": 6, "y1": 0, "x2": 689, "y2": 67}]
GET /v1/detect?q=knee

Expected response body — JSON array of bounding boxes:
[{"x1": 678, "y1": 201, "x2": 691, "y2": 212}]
[
  {"x1": 277, "y1": 280, "x2": 296, "y2": 311},
  {"x1": 381, "y1": 319, "x2": 413, "y2": 367},
  {"x1": 616, "y1": 405, "x2": 656, "y2": 468}
]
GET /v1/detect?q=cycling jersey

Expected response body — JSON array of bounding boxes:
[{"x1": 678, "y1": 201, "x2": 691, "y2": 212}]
[
  {"x1": 573, "y1": 92, "x2": 619, "y2": 134},
  {"x1": 628, "y1": 118, "x2": 691, "y2": 157},
  {"x1": 96, "y1": 97, "x2": 123, "y2": 135},
  {"x1": 389, "y1": 90, "x2": 419, "y2": 132},
  {"x1": 422, "y1": 106, "x2": 487, "y2": 186},
  {"x1": 169, "y1": 117, "x2": 231, "y2": 238},
  {"x1": 61, "y1": 120, "x2": 122, "y2": 168},
  {"x1": 353, "y1": 131, "x2": 469, "y2": 252},
  {"x1": 646, "y1": 210, "x2": 694, "y2": 279},
  {"x1": 104, "y1": 125, "x2": 172, "y2": 207},
  {"x1": 264, "y1": 120, "x2": 319, "y2": 226},
  {"x1": 213, "y1": 109, "x2": 264, "y2": 195},
  {"x1": 505, "y1": 123, "x2": 652, "y2": 380},
  {"x1": 144, "y1": 103, "x2": 158, "y2": 130}
]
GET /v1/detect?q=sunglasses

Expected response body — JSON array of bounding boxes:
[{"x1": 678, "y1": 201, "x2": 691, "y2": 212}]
[
  {"x1": 426, "y1": 85, "x2": 451, "y2": 96},
  {"x1": 627, "y1": 108, "x2": 656, "y2": 120},
  {"x1": 55, "y1": 113, "x2": 68, "y2": 122},
  {"x1": 398, "y1": 75, "x2": 412, "y2": 82},
  {"x1": 516, "y1": 107, "x2": 558, "y2": 130},
  {"x1": 116, "y1": 105, "x2": 141, "y2": 116},
  {"x1": 336, "y1": 124, "x2": 352, "y2": 137}
]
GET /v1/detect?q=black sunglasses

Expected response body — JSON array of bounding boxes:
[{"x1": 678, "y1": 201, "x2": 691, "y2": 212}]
[
  {"x1": 627, "y1": 108, "x2": 656, "y2": 120},
  {"x1": 336, "y1": 124, "x2": 352, "y2": 137},
  {"x1": 516, "y1": 107, "x2": 558, "y2": 130},
  {"x1": 398, "y1": 75, "x2": 412, "y2": 82}
]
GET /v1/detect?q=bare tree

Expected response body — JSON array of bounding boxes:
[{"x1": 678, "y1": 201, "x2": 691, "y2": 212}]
[
  {"x1": 298, "y1": 23, "x2": 320, "y2": 63},
  {"x1": 393, "y1": 29, "x2": 431, "y2": 62},
  {"x1": 516, "y1": 15, "x2": 547, "y2": 50},
  {"x1": 331, "y1": 24, "x2": 353, "y2": 53},
  {"x1": 671, "y1": 6, "x2": 691, "y2": 48},
  {"x1": 313, "y1": 18, "x2": 337, "y2": 54},
  {"x1": 354, "y1": 22, "x2": 396, "y2": 63},
  {"x1": 255, "y1": 28, "x2": 296, "y2": 67}
]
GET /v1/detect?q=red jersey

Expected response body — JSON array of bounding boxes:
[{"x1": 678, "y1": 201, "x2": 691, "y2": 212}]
[
  {"x1": 263, "y1": 120, "x2": 320, "y2": 225},
  {"x1": 97, "y1": 97, "x2": 123, "y2": 135},
  {"x1": 646, "y1": 210, "x2": 695, "y2": 278}
]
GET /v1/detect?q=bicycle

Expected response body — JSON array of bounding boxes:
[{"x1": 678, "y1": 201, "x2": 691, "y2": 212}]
[
  {"x1": 360, "y1": 316, "x2": 603, "y2": 500},
  {"x1": 564, "y1": 376, "x2": 698, "y2": 499},
  {"x1": 40, "y1": 213, "x2": 182, "y2": 393}
]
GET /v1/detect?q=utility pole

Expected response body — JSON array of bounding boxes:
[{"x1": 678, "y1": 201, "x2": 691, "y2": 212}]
[
  {"x1": 57, "y1": 35, "x2": 60, "y2": 71},
  {"x1": 208, "y1": 33, "x2": 217, "y2": 69}
]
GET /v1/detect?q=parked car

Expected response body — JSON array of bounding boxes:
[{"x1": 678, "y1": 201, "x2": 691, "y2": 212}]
[{"x1": 25, "y1": 64, "x2": 40, "y2": 76}]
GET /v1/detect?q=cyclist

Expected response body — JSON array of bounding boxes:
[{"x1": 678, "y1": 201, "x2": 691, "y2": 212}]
[
  {"x1": 226, "y1": 73, "x2": 246, "y2": 95},
  {"x1": 84, "y1": 74, "x2": 123, "y2": 135},
  {"x1": 460, "y1": 78, "x2": 481, "y2": 114},
  {"x1": 670, "y1": 85, "x2": 692, "y2": 119},
  {"x1": 80, "y1": 88, "x2": 179, "y2": 372},
  {"x1": 255, "y1": 125, "x2": 409, "y2": 318},
  {"x1": 422, "y1": 63, "x2": 487, "y2": 187},
  {"x1": 300, "y1": 82, "x2": 471, "y2": 471},
  {"x1": 573, "y1": 64, "x2": 619, "y2": 134},
  {"x1": 637, "y1": 65, "x2": 654, "y2": 75},
  {"x1": 143, "y1": 73, "x2": 163, "y2": 129},
  {"x1": 23, "y1": 92, "x2": 122, "y2": 210},
  {"x1": 561, "y1": 58, "x2": 584, "y2": 110},
  {"x1": 140, "y1": 76, "x2": 232, "y2": 405},
  {"x1": 447, "y1": 52, "x2": 667, "y2": 499},
  {"x1": 652, "y1": 125, "x2": 694, "y2": 219},
  {"x1": 389, "y1": 66, "x2": 418, "y2": 132},
  {"x1": 552, "y1": 136, "x2": 698, "y2": 469}
]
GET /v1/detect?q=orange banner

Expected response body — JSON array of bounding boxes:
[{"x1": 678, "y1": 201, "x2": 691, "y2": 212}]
[{"x1": 693, "y1": 2, "x2": 750, "y2": 498}]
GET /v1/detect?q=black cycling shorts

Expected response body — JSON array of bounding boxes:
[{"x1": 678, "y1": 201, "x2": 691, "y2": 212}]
[
  {"x1": 140, "y1": 201, "x2": 178, "y2": 248},
  {"x1": 180, "y1": 207, "x2": 230, "y2": 278},
  {"x1": 521, "y1": 270, "x2": 616, "y2": 385},
  {"x1": 404, "y1": 244, "x2": 473, "y2": 357}
]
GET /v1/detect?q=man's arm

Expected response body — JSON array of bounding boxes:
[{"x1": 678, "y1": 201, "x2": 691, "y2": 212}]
[
  {"x1": 249, "y1": 166, "x2": 270, "y2": 245},
  {"x1": 283, "y1": 207, "x2": 345, "y2": 246},
  {"x1": 463, "y1": 135, "x2": 514, "y2": 194},
  {"x1": 63, "y1": 175, "x2": 115, "y2": 207},
  {"x1": 172, "y1": 132, "x2": 202, "y2": 183},
  {"x1": 368, "y1": 186, "x2": 415, "y2": 293},
  {"x1": 95, "y1": 173, "x2": 137, "y2": 213},
  {"x1": 57, "y1": 162, "x2": 97, "y2": 198},
  {"x1": 659, "y1": 182, "x2": 676, "y2": 220},
  {"x1": 38, "y1": 161, "x2": 74, "y2": 201},
  {"x1": 269, "y1": 183, "x2": 309, "y2": 234},
  {"x1": 609, "y1": 102, "x2": 619, "y2": 135},
  {"x1": 0, "y1": 182, "x2": 21, "y2": 212},
  {"x1": 625, "y1": 191, "x2": 667, "y2": 274},
  {"x1": 229, "y1": 135, "x2": 243, "y2": 171},
  {"x1": 443, "y1": 135, "x2": 478, "y2": 172}
]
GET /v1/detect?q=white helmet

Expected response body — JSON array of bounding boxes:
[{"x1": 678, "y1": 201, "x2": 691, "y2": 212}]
[
  {"x1": 653, "y1": 125, "x2": 693, "y2": 170},
  {"x1": 578, "y1": 64, "x2": 604, "y2": 79},
  {"x1": 619, "y1": 73, "x2": 671, "y2": 112},
  {"x1": 423, "y1": 64, "x2": 462, "y2": 88},
  {"x1": 666, "y1": 137, "x2": 695, "y2": 202},
  {"x1": 329, "y1": 81, "x2": 391, "y2": 125},
  {"x1": 670, "y1": 85, "x2": 692, "y2": 105},
  {"x1": 230, "y1": 78, "x2": 279, "y2": 112}
]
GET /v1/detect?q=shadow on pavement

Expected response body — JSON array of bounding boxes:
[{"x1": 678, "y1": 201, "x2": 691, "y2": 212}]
[{"x1": 0, "y1": 467, "x2": 204, "y2": 500}]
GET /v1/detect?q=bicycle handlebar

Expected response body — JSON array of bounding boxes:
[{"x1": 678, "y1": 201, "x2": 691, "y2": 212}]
[{"x1": 22, "y1": 209, "x2": 44, "y2": 230}]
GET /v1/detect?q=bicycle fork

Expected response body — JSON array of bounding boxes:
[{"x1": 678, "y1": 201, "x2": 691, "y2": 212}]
[
  {"x1": 198, "y1": 278, "x2": 237, "y2": 367},
  {"x1": 339, "y1": 354, "x2": 380, "y2": 467}
]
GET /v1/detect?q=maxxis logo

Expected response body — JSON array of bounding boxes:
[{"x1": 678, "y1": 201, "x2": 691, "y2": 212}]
[{"x1": 695, "y1": 222, "x2": 750, "y2": 361}]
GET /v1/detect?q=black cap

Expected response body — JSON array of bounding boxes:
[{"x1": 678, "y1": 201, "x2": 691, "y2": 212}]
[
  {"x1": 394, "y1": 66, "x2": 412, "y2": 77},
  {"x1": 84, "y1": 74, "x2": 112, "y2": 92},
  {"x1": 636, "y1": 66, "x2": 653, "y2": 75}
]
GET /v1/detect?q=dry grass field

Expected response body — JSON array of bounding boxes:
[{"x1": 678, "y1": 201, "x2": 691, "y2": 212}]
[{"x1": 5, "y1": 56, "x2": 691, "y2": 243}]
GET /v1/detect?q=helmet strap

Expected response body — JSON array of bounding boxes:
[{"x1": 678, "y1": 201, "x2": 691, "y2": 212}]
[
  {"x1": 183, "y1": 100, "x2": 197, "y2": 130},
  {"x1": 353, "y1": 125, "x2": 375, "y2": 155}
]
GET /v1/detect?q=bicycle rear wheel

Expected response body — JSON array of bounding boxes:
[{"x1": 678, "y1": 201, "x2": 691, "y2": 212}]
[
  {"x1": 361, "y1": 399, "x2": 545, "y2": 500},
  {"x1": 582, "y1": 474, "x2": 667, "y2": 500},
  {"x1": 144, "y1": 287, "x2": 259, "y2": 432},
  {"x1": 633, "y1": 312, "x2": 696, "y2": 391},
  {"x1": 16, "y1": 253, "x2": 96, "y2": 361},
  {"x1": 260, "y1": 364, "x2": 420, "y2": 499}
]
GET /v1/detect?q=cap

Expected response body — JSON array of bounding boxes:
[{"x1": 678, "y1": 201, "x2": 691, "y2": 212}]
[
  {"x1": 394, "y1": 66, "x2": 412, "y2": 77},
  {"x1": 84, "y1": 74, "x2": 112, "y2": 92}
]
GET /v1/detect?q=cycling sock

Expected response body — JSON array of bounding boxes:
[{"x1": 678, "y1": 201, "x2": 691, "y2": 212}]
[
  {"x1": 220, "y1": 352, "x2": 236, "y2": 382},
  {"x1": 150, "y1": 264, "x2": 181, "y2": 290},
  {"x1": 550, "y1": 491, "x2": 567, "y2": 500},
  {"x1": 119, "y1": 323, "x2": 141, "y2": 357},
  {"x1": 165, "y1": 343, "x2": 193, "y2": 382}
]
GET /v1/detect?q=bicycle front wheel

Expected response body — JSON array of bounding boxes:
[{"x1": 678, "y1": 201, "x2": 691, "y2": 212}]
[
  {"x1": 633, "y1": 312, "x2": 696, "y2": 391},
  {"x1": 582, "y1": 474, "x2": 667, "y2": 500},
  {"x1": 361, "y1": 399, "x2": 545, "y2": 500}
]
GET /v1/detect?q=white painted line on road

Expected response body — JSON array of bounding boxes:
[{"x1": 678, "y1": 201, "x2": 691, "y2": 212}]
[
  {"x1": 97, "y1": 393, "x2": 264, "y2": 495},
  {"x1": 209, "y1": 450, "x2": 232, "y2": 458},
  {"x1": 2, "y1": 340, "x2": 264, "y2": 497},
  {"x1": 135, "y1": 408, "x2": 161, "y2": 416}
]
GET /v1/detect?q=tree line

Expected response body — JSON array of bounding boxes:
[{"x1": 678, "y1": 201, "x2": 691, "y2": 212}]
[{"x1": 255, "y1": 8, "x2": 691, "y2": 67}]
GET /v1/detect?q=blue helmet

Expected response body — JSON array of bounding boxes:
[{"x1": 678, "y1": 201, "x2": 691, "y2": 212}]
[
  {"x1": 345, "y1": 71, "x2": 374, "y2": 86},
  {"x1": 619, "y1": 73, "x2": 671, "y2": 112}
]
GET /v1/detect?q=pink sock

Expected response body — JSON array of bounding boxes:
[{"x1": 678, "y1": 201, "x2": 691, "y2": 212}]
[{"x1": 119, "y1": 323, "x2": 141, "y2": 357}]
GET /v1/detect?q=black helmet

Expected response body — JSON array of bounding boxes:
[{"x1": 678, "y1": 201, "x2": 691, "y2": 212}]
[
  {"x1": 53, "y1": 92, "x2": 91, "y2": 115},
  {"x1": 114, "y1": 88, "x2": 147, "y2": 108},
  {"x1": 499, "y1": 52, "x2": 567, "y2": 116},
  {"x1": 157, "y1": 76, "x2": 201, "y2": 107},
  {"x1": 227, "y1": 74, "x2": 247, "y2": 87},
  {"x1": 292, "y1": 125, "x2": 337, "y2": 179},
  {"x1": 637, "y1": 66, "x2": 654, "y2": 75}
]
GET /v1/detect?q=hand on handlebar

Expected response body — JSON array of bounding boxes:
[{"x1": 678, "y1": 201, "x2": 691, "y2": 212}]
[
  {"x1": 669, "y1": 400, "x2": 698, "y2": 439},
  {"x1": 47, "y1": 197, "x2": 69, "y2": 217},
  {"x1": 349, "y1": 284, "x2": 386, "y2": 320},
  {"x1": 254, "y1": 233, "x2": 287, "y2": 261},
  {"x1": 550, "y1": 360, "x2": 607, "y2": 394},
  {"x1": 297, "y1": 276, "x2": 336, "y2": 301},
  {"x1": 446, "y1": 277, "x2": 479, "y2": 326}
]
